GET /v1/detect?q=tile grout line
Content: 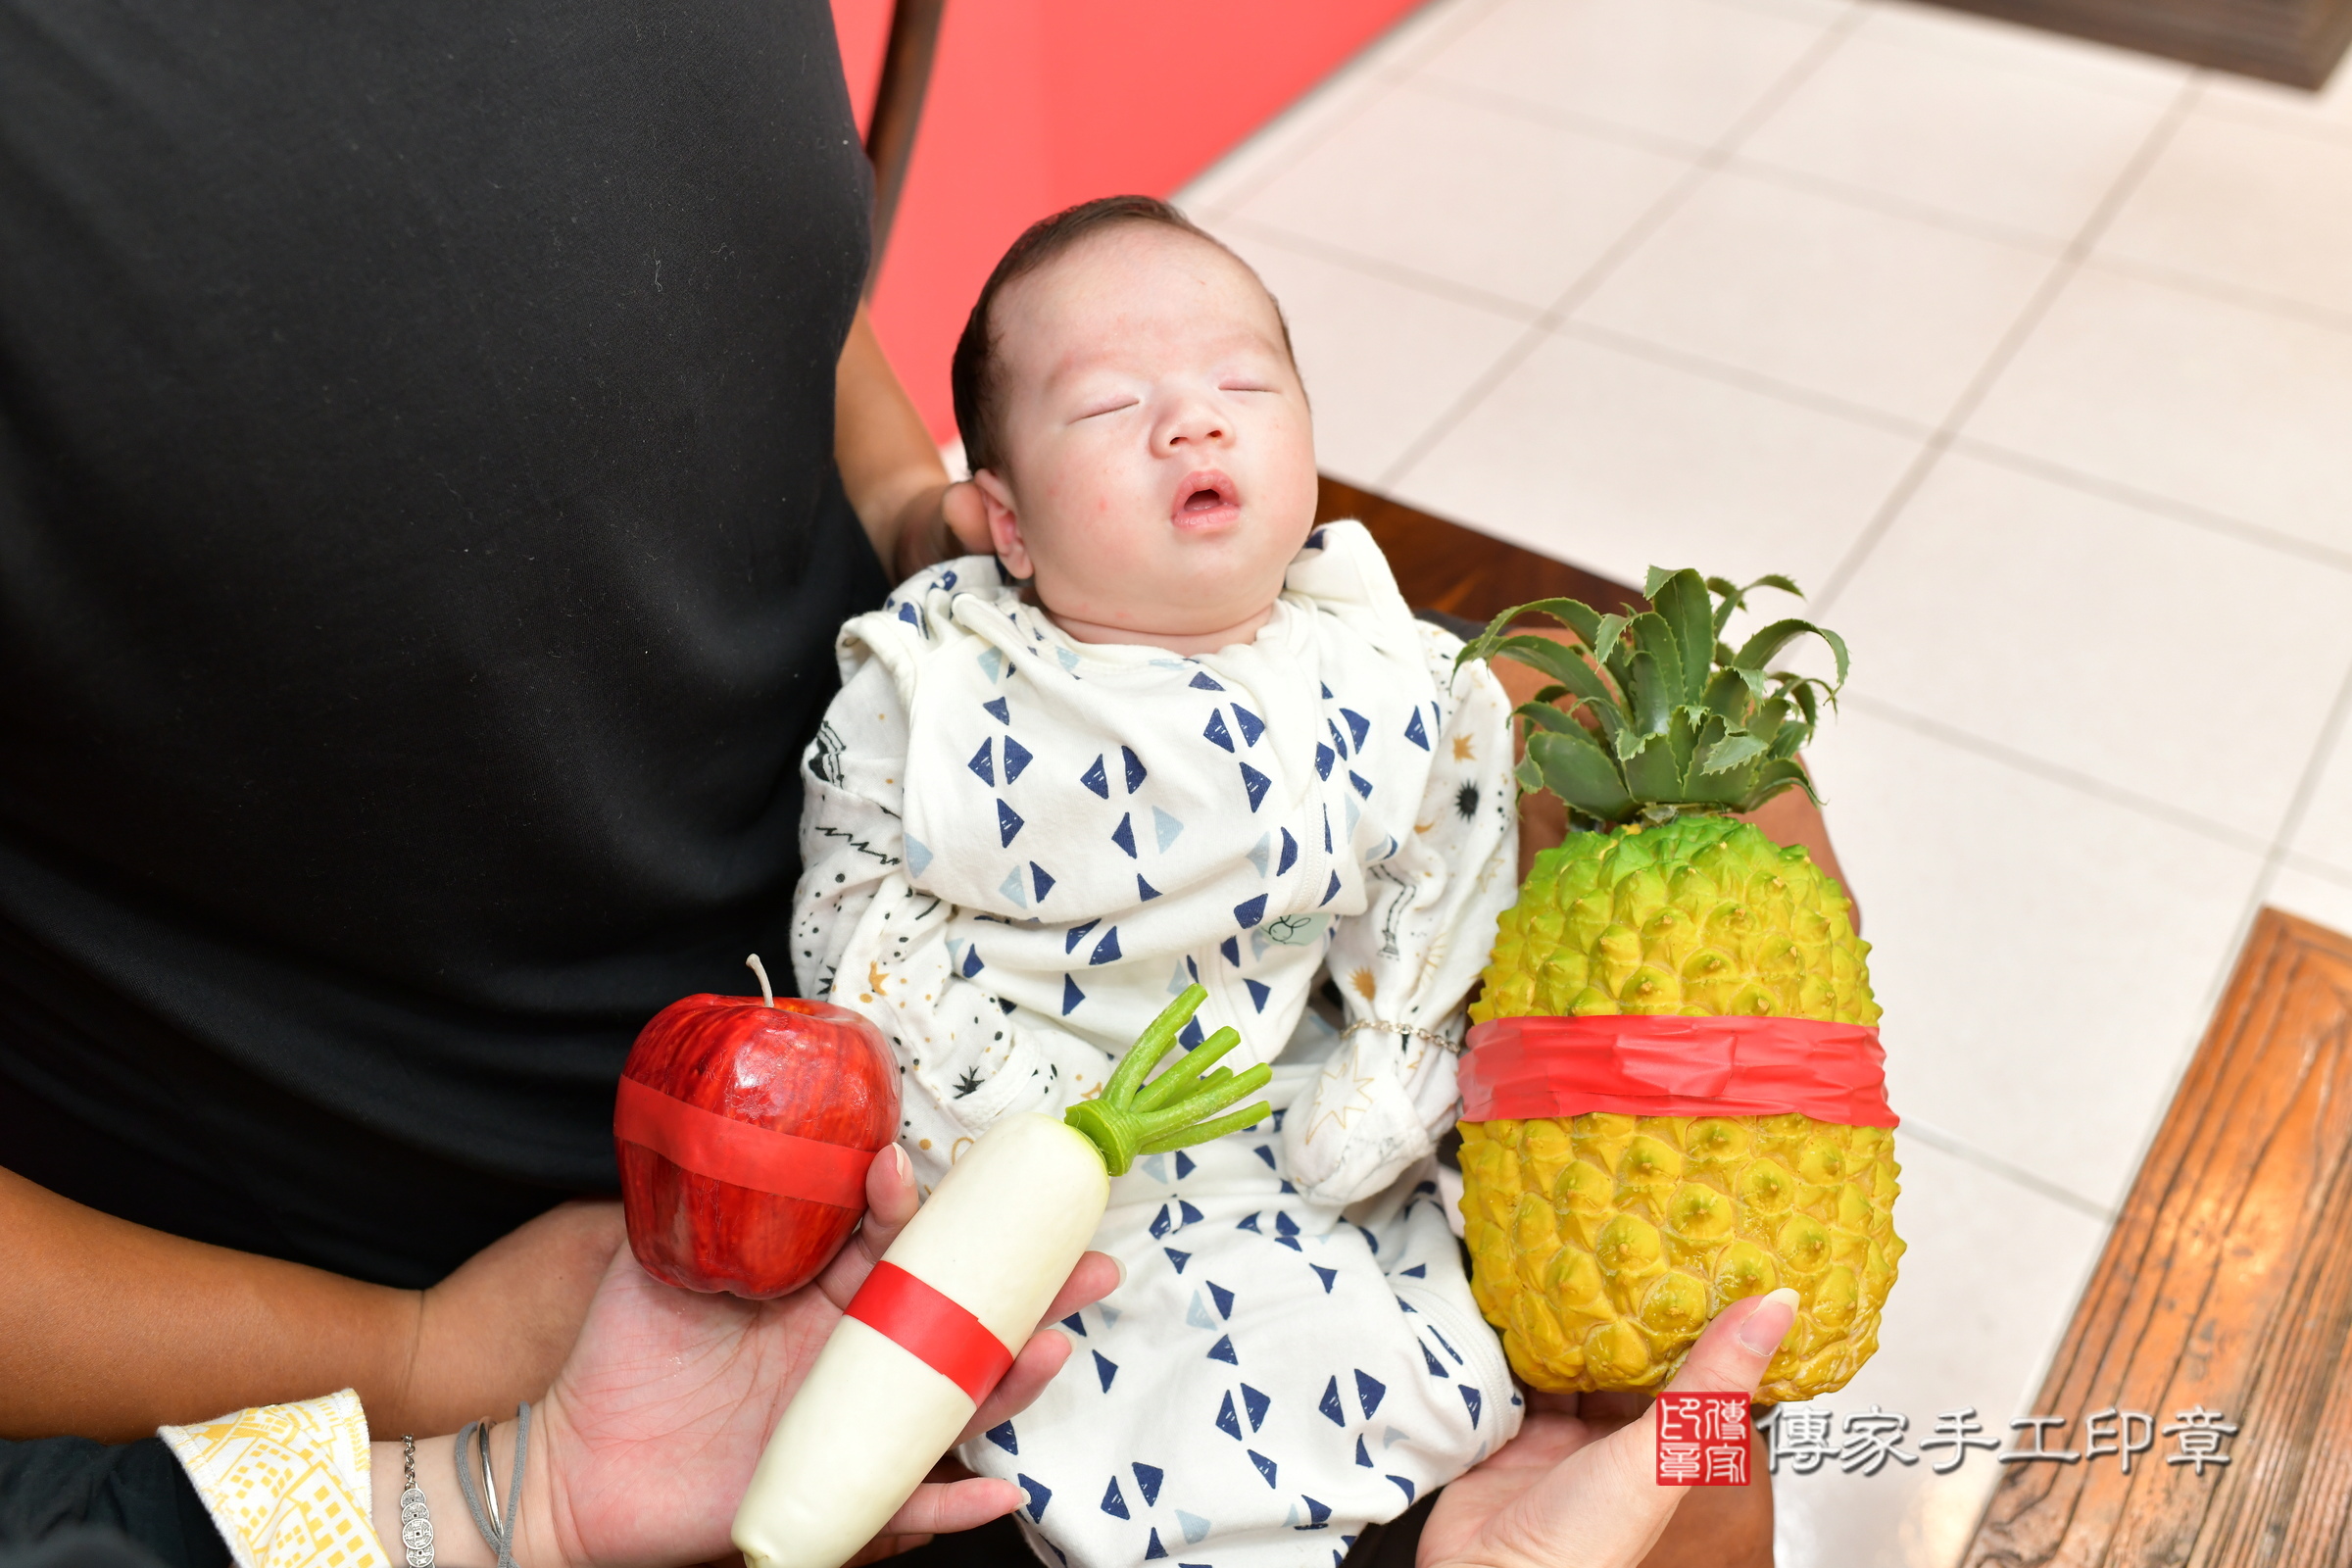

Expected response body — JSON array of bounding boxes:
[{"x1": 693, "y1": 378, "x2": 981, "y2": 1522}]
[
  {"x1": 1809, "y1": 71, "x2": 2205, "y2": 614},
  {"x1": 2230, "y1": 647, "x2": 2352, "y2": 957},
  {"x1": 1373, "y1": 4, "x2": 1871, "y2": 492},
  {"x1": 1944, "y1": 436, "x2": 2352, "y2": 576},
  {"x1": 1839, "y1": 695, "x2": 2274, "y2": 857},
  {"x1": 1896, "y1": 1116, "x2": 2119, "y2": 1223},
  {"x1": 1207, "y1": 213, "x2": 1547, "y2": 326},
  {"x1": 1188, "y1": 0, "x2": 1513, "y2": 217},
  {"x1": 2078, "y1": 249, "x2": 2352, "y2": 340}
]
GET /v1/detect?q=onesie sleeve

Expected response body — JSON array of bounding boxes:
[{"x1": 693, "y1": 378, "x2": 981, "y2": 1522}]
[
  {"x1": 1282, "y1": 623, "x2": 1518, "y2": 1206},
  {"x1": 794, "y1": 648, "x2": 1116, "y2": 1190}
]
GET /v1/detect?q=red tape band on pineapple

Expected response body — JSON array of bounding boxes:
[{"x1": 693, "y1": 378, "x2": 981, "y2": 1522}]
[
  {"x1": 612, "y1": 1076, "x2": 876, "y2": 1208},
  {"x1": 1459, "y1": 1015, "x2": 1897, "y2": 1127},
  {"x1": 844, "y1": 1261, "x2": 1017, "y2": 1405}
]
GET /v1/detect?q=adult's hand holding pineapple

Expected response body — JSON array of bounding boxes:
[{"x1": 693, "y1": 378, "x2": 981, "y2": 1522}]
[
  {"x1": 1456, "y1": 569, "x2": 1902, "y2": 1401},
  {"x1": 1423, "y1": 1289, "x2": 1796, "y2": 1568}
]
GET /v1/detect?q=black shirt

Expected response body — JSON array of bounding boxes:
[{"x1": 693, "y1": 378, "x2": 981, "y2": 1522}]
[{"x1": 0, "y1": 0, "x2": 889, "y2": 1286}]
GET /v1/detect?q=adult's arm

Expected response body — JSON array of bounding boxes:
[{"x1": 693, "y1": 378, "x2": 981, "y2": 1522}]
[
  {"x1": 833, "y1": 306, "x2": 990, "y2": 581},
  {"x1": 0, "y1": 1166, "x2": 621, "y2": 1443}
]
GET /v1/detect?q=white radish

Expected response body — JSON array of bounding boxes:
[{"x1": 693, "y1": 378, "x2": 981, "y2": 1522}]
[{"x1": 732, "y1": 985, "x2": 1269, "y2": 1568}]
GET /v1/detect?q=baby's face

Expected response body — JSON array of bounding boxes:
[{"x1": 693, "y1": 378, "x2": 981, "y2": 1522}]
[{"x1": 972, "y1": 224, "x2": 1318, "y2": 651}]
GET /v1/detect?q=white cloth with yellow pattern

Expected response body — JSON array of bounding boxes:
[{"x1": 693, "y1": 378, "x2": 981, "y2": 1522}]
[{"x1": 160, "y1": 1390, "x2": 387, "y2": 1568}]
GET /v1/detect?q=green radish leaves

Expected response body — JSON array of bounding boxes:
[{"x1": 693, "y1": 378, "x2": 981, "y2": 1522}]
[
  {"x1": 1455, "y1": 568, "x2": 1847, "y2": 829},
  {"x1": 1064, "y1": 986, "x2": 1273, "y2": 1176}
]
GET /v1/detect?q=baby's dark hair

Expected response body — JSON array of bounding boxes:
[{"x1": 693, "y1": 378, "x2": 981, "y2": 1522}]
[{"x1": 950, "y1": 194, "x2": 1296, "y2": 476}]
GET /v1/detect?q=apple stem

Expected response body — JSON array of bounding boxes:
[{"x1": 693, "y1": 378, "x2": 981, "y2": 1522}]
[
  {"x1": 746, "y1": 954, "x2": 776, "y2": 1007},
  {"x1": 1062, "y1": 985, "x2": 1271, "y2": 1177}
]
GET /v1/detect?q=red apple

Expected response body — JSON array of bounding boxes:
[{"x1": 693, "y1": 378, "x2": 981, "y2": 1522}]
[{"x1": 616, "y1": 989, "x2": 899, "y2": 1298}]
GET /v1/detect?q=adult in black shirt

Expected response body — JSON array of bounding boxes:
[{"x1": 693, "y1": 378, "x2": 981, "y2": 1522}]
[{"x1": 0, "y1": 0, "x2": 984, "y2": 1440}]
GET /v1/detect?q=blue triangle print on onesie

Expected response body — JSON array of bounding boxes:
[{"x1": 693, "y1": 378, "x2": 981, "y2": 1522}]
[
  {"x1": 997, "y1": 800, "x2": 1023, "y2": 846},
  {"x1": 1207, "y1": 1281, "x2": 1234, "y2": 1318},
  {"x1": 1459, "y1": 1385, "x2": 1483, "y2": 1427},
  {"x1": 1145, "y1": 1532, "x2": 1166, "y2": 1561},
  {"x1": 1241, "y1": 1385, "x2": 1271, "y2": 1431},
  {"x1": 905, "y1": 837, "x2": 932, "y2": 877},
  {"x1": 1081, "y1": 755, "x2": 1109, "y2": 798},
  {"x1": 1421, "y1": 1343, "x2": 1447, "y2": 1377},
  {"x1": 1278, "y1": 829, "x2": 1297, "y2": 874},
  {"x1": 1249, "y1": 1451, "x2": 1278, "y2": 1489},
  {"x1": 1234, "y1": 894, "x2": 1267, "y2": 929},
  {"x1": 1003, "y1": 736, "x2": 1033, "y2": 782},
  {"x1": 1124, "y1": 746, "x2": 1148, "y2": 791},
  {"x1": 1314, "y1": 743, "x2": 1334, "y2": 780},
  {"x1": 1031, "y1": 863, "x2": 1054, "y2": 900},
  {"x1": 1232, "y1": 705, "x2": 1264, "y2": 746},
  {"x1": 1302, "y1": 1497, "x2": 1332, "y2": 1529},
  {"x1": 1319, "y1": 1378, "x2": 1345, "y2": 1426},
  {"x1": 1061, "y1": 976, "x2": 1084, "y2": 1015},
  {"x1": 1134, "y1": 1465, "x2": 1163, "y2": 1506},
  {"x1": 1239, "y1": 762, "x2": 1270, "y2": 811},
  {"x1": 1355, "y1": 1437, "x2": 1371, "y2": 1467},
  {"x1": 1111, "y1": 813, "x2": 1137, "y2": 858},
  {"x1": 998, "y1": 868, "x2": 1027, "y2": 908},
  {"x1": 961, "y1": 946, "x2": 984, "y2": 977},
  {"x1": 1215, "y1": 1393, "x2": 1242, "y2": 1441},
  {"x1": 1355, "y1": 1371, "x2": 1387, "y2": 1418},
  {"x1": 1311, "y1": 1264, "x2": 1338, "y2": 1294},
  {"x1": 1163, "y1": 1248, "x2": 1191, "y2": 1272},
  {"x1": 984, "y1": 697, "x2": 1010, "y2": 723},
  {"x1": 1321, "y1": 871, "x2": 1342, "y2": 906},
  {"x1": 1245, "y1": 979, "x2": 1270, "y2": 1012},
  {"x1": 1386, "y1": 1477, "x2": 1415, "y2": 1504},
  {"x1": 968, "y1": 739, "x2": 995, "y2": 785},
  {"x1": 1348, "y1": 770, "x2": 1374, "y2": 799},
  {"x1": 1186, "y1": 1292, "x2": 1218, "y2": 1331},
  {"x1": 1176, "y1": 1151, "x2": 1197, "y2": 1179},
  {"x1": 1100, "y1": 1478, "x2": 1128, "y2": 1519},
  {"x1": 1220, "y1": 937, "x2": 1240, "y2": 966},
  {"x1": 1153, "y1": 807, "x2": 1185, "y2": 850},
  {"x1": 1177, "y1": 1512, "x2": 1211, "y2": 1546},
  {"x1": 1065, "y1": 919, "x2": 1099, "y2": 954},
  {"x1": 1018, "y1": 1476, "x2": 1052, "y2": 1521},
  {"x1": 1189, "y1": 671, "x2": 1223, "y2": 691},
  {"x1": 1343, "y1": 709, "x2": 1371, "y2": 750},
  {"x1": 986, "y1": 1422, "x2": 1017, "y2": 1454},
  {"x1": 1138, "y1": 875, "x2": 1160, "y2": 901},
  {"x1": 1327, "y1": 719, "x2": 1348, "y2": 760},
  {"x1": 1178, "y1": 1018, "x2": 1203, "y2": 1049},
  {"x1": 1206, "y1": 1335, "x2": 1237, "y2": 1364},
  {"x1": 1094, "y1": 1351, "x2": 1118, "y2": 1392},
  {"x1": 1404, "y1": 709, "x2": 1430, "y2": 750},
  {"x1": 1061, "y1": 1313, "x2": 1087, "y2": 1337},
  {"x1": 1089, "y1": 926, "x2": 1121, "y2": 964},
  {"x1": 1202, "y1": 710, "x2": 1234, "y2": 752}
]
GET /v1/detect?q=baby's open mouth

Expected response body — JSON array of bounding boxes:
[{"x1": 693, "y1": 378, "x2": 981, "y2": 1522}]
[{"x1": 1172, "y1": 469, "x2": 1241, "y2": 526}]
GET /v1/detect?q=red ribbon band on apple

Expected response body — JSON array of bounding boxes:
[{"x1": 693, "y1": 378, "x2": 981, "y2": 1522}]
[
  {"x1": 844, "y1": 1261, "x2": 1017, "y2": 1404},
  {"x1": 613, "y1": 1076, "x2": 877, "y2": 1209},
  {"x1": 1458, "y1": 1015, "x2": 1897, "y2": 1127}
]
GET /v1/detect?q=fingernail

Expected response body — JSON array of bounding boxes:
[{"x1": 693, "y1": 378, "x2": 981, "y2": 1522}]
[
  {"x1": 891, "y1": 1145, "x2": 912, "y2": 1180},
  {"x1": 1108, "y1": 1254, "x2": 1128, "y2": 1293},
  {"x1": 1737, "y1": 1288, "x2": 1800, "y2": 1356}
]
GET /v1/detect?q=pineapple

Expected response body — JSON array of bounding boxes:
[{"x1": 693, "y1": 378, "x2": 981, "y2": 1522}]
[{"x1": 1453, "y1": 569, "x2": 1900, "y2": 1403}]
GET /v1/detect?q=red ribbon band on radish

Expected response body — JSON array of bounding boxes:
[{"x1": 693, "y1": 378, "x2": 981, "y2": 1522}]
[
  {"x1": 1459, "y1": 1015, "x2": 1897, "y2": 1127},
  {"x1": 612, "y1": 1076, "x2": 877, "y2": 1208},
  {"x1": 844, "y1": 1261, "x2": 1017, "y2": 1405}
]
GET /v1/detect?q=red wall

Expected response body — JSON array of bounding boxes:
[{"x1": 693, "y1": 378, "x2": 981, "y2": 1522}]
[{"x1": 831, "y1": 0, "x2": 1425, "y2": 443}]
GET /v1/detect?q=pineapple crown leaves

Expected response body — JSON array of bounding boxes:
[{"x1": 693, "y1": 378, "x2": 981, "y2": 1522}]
[
  {"x1": 1452, "y1": 567, "x2": 1848, "y2": 828},
  {"x1": 1062, "y1": 984, "x2": 1272, "y2": 1176}
]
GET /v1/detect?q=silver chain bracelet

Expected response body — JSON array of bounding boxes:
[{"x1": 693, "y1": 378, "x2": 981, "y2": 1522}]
[
  {"x1": 398, "y1": 1436, "x2": 435, "y2": 1568},
  {"x1": 1339, "y1": 1018, "x2": 1462, "y2": 1054}
]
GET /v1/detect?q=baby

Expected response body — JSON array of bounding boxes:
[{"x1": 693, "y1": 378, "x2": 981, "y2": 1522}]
[{"x1": 793, "y1": 197, "x2": 1521, "y2": 1568}]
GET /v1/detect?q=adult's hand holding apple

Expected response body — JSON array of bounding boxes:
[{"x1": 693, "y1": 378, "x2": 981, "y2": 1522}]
[
  {"x1": 371, "y1": 1140, "x2": 1121, "y2": 1568},
  {"x1": 617, "y1": 958, "x2": 901, "y2": 1298}
]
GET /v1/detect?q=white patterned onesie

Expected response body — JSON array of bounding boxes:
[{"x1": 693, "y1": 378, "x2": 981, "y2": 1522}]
[{"x1": 792, "y1": 521, "x2": 1524, "y2": 1568}]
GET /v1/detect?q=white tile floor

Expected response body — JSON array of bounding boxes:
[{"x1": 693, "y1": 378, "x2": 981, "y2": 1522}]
[{"x1": 1179, "y1": 4, "x2": 2352, "y2": 1562}]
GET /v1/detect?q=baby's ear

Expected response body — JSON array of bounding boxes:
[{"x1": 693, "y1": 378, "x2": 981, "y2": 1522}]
[{"x1": 971, "y1": 469, "x2": 1033, "y2": 579}]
